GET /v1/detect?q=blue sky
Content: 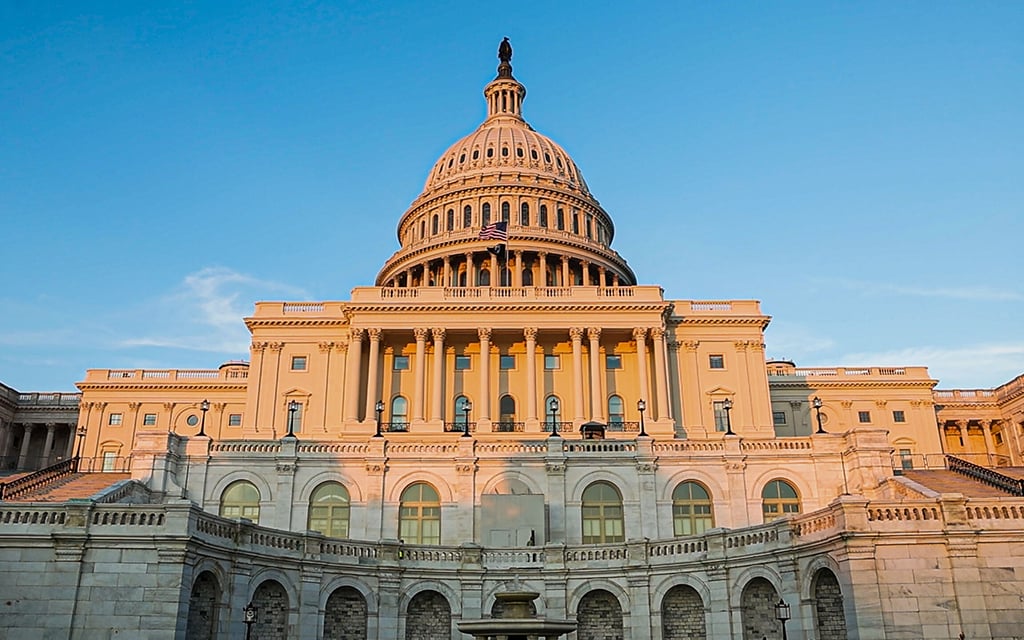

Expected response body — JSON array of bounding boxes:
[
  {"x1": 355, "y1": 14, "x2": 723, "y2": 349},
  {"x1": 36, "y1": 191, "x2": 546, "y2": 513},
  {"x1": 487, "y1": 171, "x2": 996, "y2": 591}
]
[{"x1": 1, "y1": 2, "x2": 1021, "y2": 391}]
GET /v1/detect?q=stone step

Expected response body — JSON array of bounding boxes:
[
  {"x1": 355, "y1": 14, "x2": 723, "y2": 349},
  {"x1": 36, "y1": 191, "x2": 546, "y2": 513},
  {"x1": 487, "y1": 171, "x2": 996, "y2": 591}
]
[
  {"x1": 6, "y1": 473, "x2": 130, "y2": 502},
  {"x1": 902, "y1": 469, "x2": 1017, "y2": 497}
]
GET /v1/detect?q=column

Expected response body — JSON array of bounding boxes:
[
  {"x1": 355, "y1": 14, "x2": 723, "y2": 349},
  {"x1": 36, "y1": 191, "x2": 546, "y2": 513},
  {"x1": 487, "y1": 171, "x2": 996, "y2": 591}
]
[
  {"x1": 364, "y1": 329, "x2": 382, "y2": 422},
  {"x1": 413, "y1": 328, "x2": 428, "y2": 422},
  {"x1": 465, "y1": 252, "x2": 474, "y2": 286},
  {"x1": 597, "y1": 265, "x2": 606, "y2": 287},
  {"x1": 980, "y1": 420, "x2": 997, "y2": 463},
  {"x1": 478, "y1": 328, "x2": 491, "y2": 421},
  {"x1": 513, "y1": 250, "x2": 523, "y2": 287},
  {"x1": 404, "y1": 267, "x2": 412, "y2": 287},
  {"x1": 612, "y1": 273, "x2": 619, "y2": 286},
  {"x1": 561, "y1": 257, "x2": 570, "y2": 286},
  {"x1": 651, "y1": 328, "x2": 671, "y2": 421},
  {"x1": 733, "y1": 341, "x2": 754, "y2": 428},
  {"x1": 588, "y1": 328, "x2": 603, "y2": 421},
  {"x1": 329, "y1": 342, "x2": 349, "y2": 428},
  {"x1": 442, "y1": 256, "x2": 452, "y2": 287},
  {"x1": 0, "y1": 420, "x2": 10, "y2": 463},
  {"x1": 430, "y1": 328, "x2": 445, "y2": 422},
  {"x1": 525, "y1": 327, "x2": 538, "y2": 424},
  {"x1": 680, "y1": 341, "x2": 701, "y2": 430},
  {"x1": 489, "y1": 252, "x2": 499, "y2": 286},
  {"x1": 42, "y1": 423, "x2": 56, "y2": 466},
  {"x1": 633, "y1": 328, "x2": 651, "y2": 409},
  {"x1": 570, "y1": 328, "x2": 585, "y2": 423},
  {"x1": 581, "y1": 260, "x2": 590, "y2": 286},
  {"x1": 64, "y1": 425, "x2": 77, "y2": 460},
  {"x1": 17, "y1": 424, "x2": 34, "y2": 469},
  {"x1": 538, "y1": 252, "x2": 548, "y2": 286},
  {"x1": 344, "y1": 329, "x2": 364, "y2": 422}
]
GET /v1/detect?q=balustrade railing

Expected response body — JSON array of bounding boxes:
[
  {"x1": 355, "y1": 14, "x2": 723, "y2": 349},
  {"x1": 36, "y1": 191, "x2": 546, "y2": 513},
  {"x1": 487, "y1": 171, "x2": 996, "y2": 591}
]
[
  {"x1": 0, "y1": 457, "x2": 79, "y2": 500},
  {"x1": 491, "y1": 421, "x2": 525, "y2": 433},
  {"x1": 541, "y1": 421, "x2": 574, "y2": 432},
  {"x1": 380, "y1": 422, "x2": 409, "y2": 433},
  {"x1": 947, "y1": 455, "x2": 1024, "y2": 496},
  {"x1": 443, "y1": 422, "x2": 475, "y2": 433}
]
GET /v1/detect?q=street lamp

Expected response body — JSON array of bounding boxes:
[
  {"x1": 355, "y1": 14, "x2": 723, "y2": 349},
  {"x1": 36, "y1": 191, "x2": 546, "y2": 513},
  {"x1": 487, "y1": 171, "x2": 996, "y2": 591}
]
[
  {"x1": 286, "y1": 400, "x2": 299, "y2": 439},
  {"x1": 461, "y1": 399, "x2": 473, "y2": 437},
  {"x1": 723, "y1": 398, "x2": 735, "y2": 436},
  {"x1": 74, "y1": 425, "x2": 87, "y2": 471},
  {"x1": 197, "y1": 399, "x2": 210, "y2": 437},
  {"x1": 636, "y1": 399, "x2": 648, "y2": 437},
  {"x1": 374, "y1": 400, "x2": 385, "y2": 438},
  {"x1": 813, "y1": 396, "x2": 826, "y2": 434},
  {"x1": 775, "y1": 598, "x2": 791, "y2": 640},
  {"x1": 548, "y1": 397, "x2": 561, "y2": 438},
  {"x1": 243, "y1": 602, "x2": 258, "y2": 640}
]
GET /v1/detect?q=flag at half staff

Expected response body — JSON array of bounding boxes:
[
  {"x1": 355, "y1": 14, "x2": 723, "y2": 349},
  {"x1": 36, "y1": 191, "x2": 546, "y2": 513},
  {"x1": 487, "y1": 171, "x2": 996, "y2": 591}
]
[{"x1": 478, "y1": 221, "x2": 508, "y2": 241}]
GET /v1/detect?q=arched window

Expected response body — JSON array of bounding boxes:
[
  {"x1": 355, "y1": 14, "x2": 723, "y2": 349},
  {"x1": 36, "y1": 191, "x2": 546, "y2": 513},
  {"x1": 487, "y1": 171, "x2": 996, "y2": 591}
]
[
  {"x1": 520, "y1": 203, "x2": 530, "y2": 226},
  {"x1": 607, "y1": 395, "x2": 625, "y2": 427},
  {"x1": 501, "y1": 201, "x2": 510, "y2": 223},
  {"x1": 463, "y1": 205, "x2": 472, "y2": 228},
  {"x1": 482, "y1": 203, "x2": 491, "y2": 226},
  {"x1": 477, "y1": 268, "x2": 490, "y2": 286},
  {"x1": 581, "y1": 481, "x2": 624, "y2": 544},
  {"x1": 431, "y1": 214, "x2": 439, "y2": 235},
  {"x1": 672, "y1": 481, "x2": 714, "y2": 536},
  {"x1": 220, "y1": 481, "x2": 260, "y2": 523},
  {"x1": 399, "y1": 482, "x2": 441, "y2": 544},
  {"x1": 390, "y1": 396, "x2": 408, "y2": 428},
  {"x1": 762, "y1": 479, "x2": 800, "y2": 522},
  {"x1": 499, "y1": 395, "x2": 516, "y2": 423},
  {"x1": 539, "y1": 204, "x2": 548, "y2": 227},
  {"x1": 419, "y1": 219, "x2": 425, "y2": 239},
  {"x1": 522, "y1": 268, "x2": 533, "y2": 286},
  {"x1": 308, "y1": 482, "x2": 350, "y2": 538},
  {"x1": 556, "y1": 208, "x2": 565, "y2": 230},
  {"x1": 446, "y1": 209, "x2": 454, "y2": 231}
]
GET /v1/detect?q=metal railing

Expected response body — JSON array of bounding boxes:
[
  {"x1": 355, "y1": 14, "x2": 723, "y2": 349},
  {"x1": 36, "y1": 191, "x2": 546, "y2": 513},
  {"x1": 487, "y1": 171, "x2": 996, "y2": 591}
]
[
  {"x1": 947, "y1": 455, "x2": 1024, "y2": 496},
  {"x1": 541, "y1": 421, "x2": 574, "y2": 433},
  {"x1": 380, "y1": 422, "x2": 409, "y2": 433},
  {"x1": 491, "y1": 422, "x2": 525, "y2": 433},
  {"x1": 0, "y1": 457, "x2": 79, "y2": 500},
  {"x1": 443, "y1": 422, "x2": 476, "y2": 433}
]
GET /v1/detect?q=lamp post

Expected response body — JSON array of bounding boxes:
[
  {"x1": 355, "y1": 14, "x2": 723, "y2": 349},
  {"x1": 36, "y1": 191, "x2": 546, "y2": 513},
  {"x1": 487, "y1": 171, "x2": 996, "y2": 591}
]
[
  {"x1": 197, "y1": 399, "x2": 210, "y2": 437},
  {"x1": 548, "y1": 397, "x2": 561, "y2": 438},
  {"x1": 286, "y1": 400, "x2": 299, "y2": 439},
  {"x1": 636, "y1": 399, "x2": 648, "y2": 437},
  {"x1": 723, "y1": 398, "x2": 735, "y2": 436},
  {"x1": 374, "y1": 400, "x2": 385, "y2": 438},
  {"x1": 775, "y1": 598, "x2": 791, "y2": 640},
  {"x1": 813, "y1": 396, "x2": 826, "y2": 434},
  {"x1": 243, "y1": 602, "x2": 258, "y2": 640},
  {"x1": 461, "y1": 399, "x2": 473, "y2": 437},
  {"x1": 74, "y1": 425, "x2": 87, "y2": 471}
]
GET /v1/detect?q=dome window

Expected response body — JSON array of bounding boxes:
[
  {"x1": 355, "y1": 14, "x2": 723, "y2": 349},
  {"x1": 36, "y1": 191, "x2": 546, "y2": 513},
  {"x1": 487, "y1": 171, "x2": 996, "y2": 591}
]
[
  {"x1": 531, "y1": 149, "x2": 538, "y2": 160},
  {"x1": 520, "y1": 203, "x2": 530, "y2": 226},
  {"x1": 544, "y1": 152, "x2": 551, "y2": 163},
  {"x1": 446, "y1": 209, "x2": 454, "y2": 231},
  {"x1": 539, "y1": 205, "x2": 548, "y2": 228},
  {"x1": 482, "y1": 203, "x2": 491, "y2": 226},
  {"x1": 487, "y1": 148, "x2": 494, "y2": 158},
  {"x1": 516, "y1": 147, "x2": 524, "y2": 158},
  {"x1": 556, "y1": 157, "x2": 563, "y2": 169},
  {"x1": 473, "y1": 149, "x2": 480, "y2": 160},
  {"x1": 448, "y1": 158, "x2": 454, "y2": 168},
  {"x1": 432, "y1": 214, "x2": 439, "y2": 235},
  {"x1": 501, "y1": 201, "x2": 510, "y2": 223},
  {"x1": 556, "y1": 208, "x2": 565, "y2": 231},
  {"x1": 459, "y1": 153, "x2": 466, "y2": 163},
  {"x1": 463, "y1": 205, "x2": 472, "y2": 228},
  {"x1": 501, "y1": 147, "x2": 509, "y2": 157}
]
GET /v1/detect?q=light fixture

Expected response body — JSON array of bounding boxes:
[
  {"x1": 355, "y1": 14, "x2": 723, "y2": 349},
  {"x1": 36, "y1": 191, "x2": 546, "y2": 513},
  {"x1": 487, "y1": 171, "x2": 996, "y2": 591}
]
[
  {"x1": 636, "y1": 399, "x2": 648, "y2": 437},
  {"x1": 723, "y1": 398, "x2": 735, "y2": 436},
  {"x1": 374, "y1": 400, "x2": 385, "y2": 438},
  {"x1": 197, "y1": 399, "x2": 210, "y2": 437},
  {"x1": 775, "y1": 598, "x2": 791, "y2": 640},
  {"x1": 462, "y1": 399, "x2": 473, "y2": 437},
  {"x1": 286, "y1": 400, "x2": 299, "y2": 439},
  {"x1": 813, "y1": 396, "x2": 826, "y2": 434},
  {"x1": 548, "y1": 397, "x2": 561, "y2": 438}
]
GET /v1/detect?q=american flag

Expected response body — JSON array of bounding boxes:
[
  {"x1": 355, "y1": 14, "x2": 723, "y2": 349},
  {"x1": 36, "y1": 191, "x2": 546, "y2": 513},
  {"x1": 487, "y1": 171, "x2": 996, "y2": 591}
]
[{"x1": 478, "y1": 221, "x2": 508, "y2": 241}]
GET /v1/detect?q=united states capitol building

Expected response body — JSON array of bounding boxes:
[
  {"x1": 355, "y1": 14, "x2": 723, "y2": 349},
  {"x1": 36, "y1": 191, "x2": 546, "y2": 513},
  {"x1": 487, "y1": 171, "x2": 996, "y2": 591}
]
[{"x1": 2, "y1": 41, "x2": 1024, "y2": 640}]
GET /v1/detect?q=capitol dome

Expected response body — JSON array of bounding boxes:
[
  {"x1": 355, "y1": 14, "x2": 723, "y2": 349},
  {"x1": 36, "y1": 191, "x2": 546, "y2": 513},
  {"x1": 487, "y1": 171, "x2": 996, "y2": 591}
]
[{"x1": 376, "y1": 39, "x2": 636, "y2": 289}]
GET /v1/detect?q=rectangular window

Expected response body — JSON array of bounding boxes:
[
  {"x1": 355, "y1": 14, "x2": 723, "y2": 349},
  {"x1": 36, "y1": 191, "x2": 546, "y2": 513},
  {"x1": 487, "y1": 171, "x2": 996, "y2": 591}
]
[
  {"x1": 892, "y1": 410, "x2": 906, "y2": 423},
  {"x1": 109, "y1": 413, "x2": 123, "y2": 426},
  {"x1": 713, "y1": 401, "x2": 729, "y2": 432},
  {"x1": 455, "y1": 355, "x2": 471, "y2": 370},
  {"x1": 393, "y1": 355, "x2": 410, "y2": 370},
  {"x1": 500, "y1": 355, "x2": 515, "y2": 370},
  {"x1": 858, "y1": 411, "x2": 871, "y2": 423},
  {"x1": 291, "y1": 356, "x2": 307, "y2": 371},
  {"x1": 772, "y1": 411, "x2": 787, "y2": 426},
  {"x1": 102, "y1": 451, "x2": 117, "y2": 471},
  {"x1": 228, "y1": 414, "x2": 242, "y2": 427},
  {"x1": 899, "y1": 448, "x2": 913, "y2": 470},
  {"x1": 709, "y1": 355, "x2": 725, "y2": 369},
  {"x1": 142, "y1": 413, "x2": 157, "y2": 426},
  {"x1": 544, "y1": 354, "x2": 560, "y2": 370},
  {"x1": 605, "y1": 354, "x2": 622, "y2": 370},
  {"x1": 995, "y1": 431, "x2": 1004, "y2": 445}
]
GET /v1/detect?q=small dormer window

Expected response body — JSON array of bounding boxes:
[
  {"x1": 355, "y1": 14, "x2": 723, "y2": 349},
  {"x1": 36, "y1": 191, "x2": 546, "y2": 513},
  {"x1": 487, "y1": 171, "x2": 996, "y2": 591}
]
[
  {"x1": 531, "y1": 149, "x2": 538, "y2": 160},
  {"x1": 556, "y1": 157, "x2": 563, "y2": 169},
  {"x1": 544, "y1": 152, "x2": 551, "y2": 163},
  {"x1": 459, "y1": 153, "x2": 466, "y2": 163},
  {"x1": 516, "y1": 147, "x2": 524, "y2": 157},
  {"x1": 501, "y1": 147, "x2": 509, "y2": 157},
  {"x1": 448, "y1": 158, "x2": 453, "y2": 168},
  {"x1": 473, "y1": 149, "x2": 480, "y2": 160},
  {"x1": 487, "y1": 148, "x2": 494, "y2": 158}
]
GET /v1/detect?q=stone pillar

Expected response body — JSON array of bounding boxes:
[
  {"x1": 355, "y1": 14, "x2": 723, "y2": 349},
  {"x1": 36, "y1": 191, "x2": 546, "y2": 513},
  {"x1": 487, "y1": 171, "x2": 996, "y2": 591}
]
[
  {"x1": 980, "y1": 420, "x2": 998, "y2": 463},
  {"x1": 364, "y1": 329, "x2": 382, "y2": 423},
  {"x1": 17, "y1": 424, "x2": 34, "y2": 469},
  {"x1": 633, "y1": 328, "x2": 651, "y2": 410},
  {"x1": 0, "y1": 420, "x2": 10, "y2": 463},
  {"x1": 430, "y1": 328, "x2": 446, "y2": 423},
  {"x1": 42, "y1": 423, "x2": 56, "y2": 466},
  {"x1": 443, "y1": 256, "x2": 451, "y2": 287},
  {"x1": 513, "y1": 250, "x2": 523, "y2": 287},
  {"x1": 413, "y1": 328, "x2": 428, "y2": 423},
  {"x1": 733, "y1": 341, "x2": 753, "y2": 428},
  {"x1": 612, "y1": 273, "x2": 619, "y2": 286},
  {"x1": 478, "y1": 328, "x2": 492, "y2": 422},
  {"x1": 364, "y1": 439, "x2": 387, "y2": 541},
  {"x1": 588, "y1": 327, "x2": 604, "y2": 422},
  {"x1": 344, "y1": 328, "x2": 365, "y2": 423},
  {"x1": 64, "y1": 425, "x2": 77, "y2": 460},
  {"x1": 651, "y1": 328, "x2": 671, "y2": 422},
  {"x1": 538, "y1": 252, "x2": 548, "y2": 286},
  {"x1": 330, "y1": 342, "x2": 348, "y2": 429},
  {"x1": 581, "y1": 260, "x2": 590, "y2": 286},
  {"x1": 465, "y1": 252, "x2": 474, "y2": 286},
  {"x1": 489, "y1": 252, "x2": 499, "y2": 286},
  {"x1": 545, "y1": 445, "x2": 568, "y2": 543},
  {"x1": 570, "y1": 327, "x2": 585, "y2": 424},
  {"x1": 561, "y1": 257, "x2": 570, "y2": 287},
  {"x1": 525, "y1": 327, "x2": 539, "y2": 426},
  {"x1": 597, "y1": 265, "x2": 606, "y2": 287}
]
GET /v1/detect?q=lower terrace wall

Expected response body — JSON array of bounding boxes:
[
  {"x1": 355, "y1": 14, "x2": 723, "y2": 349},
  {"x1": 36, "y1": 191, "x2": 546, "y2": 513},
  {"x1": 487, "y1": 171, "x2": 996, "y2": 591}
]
[{"x1": 1, "y1": 497, "x2": 1024, "y2": 638}]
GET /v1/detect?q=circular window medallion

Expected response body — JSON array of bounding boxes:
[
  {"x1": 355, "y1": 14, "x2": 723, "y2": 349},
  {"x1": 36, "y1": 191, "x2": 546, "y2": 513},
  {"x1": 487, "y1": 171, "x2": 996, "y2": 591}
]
[{"x1": 186, "y1": 415, "x2": 199, "y2": 426}]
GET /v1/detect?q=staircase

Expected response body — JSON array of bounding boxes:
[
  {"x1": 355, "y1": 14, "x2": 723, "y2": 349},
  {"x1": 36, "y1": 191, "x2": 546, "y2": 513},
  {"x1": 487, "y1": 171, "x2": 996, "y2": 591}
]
[
  {"x1": 901, "y1": 469, "x2": 1018, "y2": 498},
  {"x1": 4, "y1": 472, "x2": 131, "y2": 502}
]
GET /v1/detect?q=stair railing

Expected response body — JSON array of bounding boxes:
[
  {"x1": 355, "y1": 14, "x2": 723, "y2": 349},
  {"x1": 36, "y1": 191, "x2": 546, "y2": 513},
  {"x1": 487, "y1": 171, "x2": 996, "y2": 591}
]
[
  {"x1": 0, "y1": 457, "x2": 79, "y2": 501},
  {"x1": 946, "y1": 454, "x2": 1024, "y2": 496}
]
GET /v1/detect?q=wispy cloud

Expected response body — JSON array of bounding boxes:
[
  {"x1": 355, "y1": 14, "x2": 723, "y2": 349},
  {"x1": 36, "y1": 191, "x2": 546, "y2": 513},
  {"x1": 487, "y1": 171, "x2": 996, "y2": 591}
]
[
  {"x1": 764, "y1": 322, "x2": 836, "y2": 361},
  {"x1": 820, "y1": 278, "x2": 1023, "y2": 302},
  {"x1": 840, "y1": 343, "x2": 1024, "y2": 388}
]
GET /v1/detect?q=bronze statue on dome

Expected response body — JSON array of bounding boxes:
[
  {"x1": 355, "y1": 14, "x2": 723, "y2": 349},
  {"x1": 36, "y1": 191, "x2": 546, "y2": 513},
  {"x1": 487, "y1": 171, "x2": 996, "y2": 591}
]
[{"x1": 498, "y1": 37, "x2": 512, "y2": 63}]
